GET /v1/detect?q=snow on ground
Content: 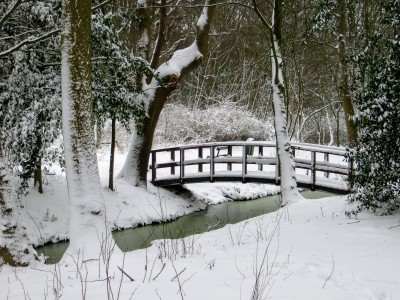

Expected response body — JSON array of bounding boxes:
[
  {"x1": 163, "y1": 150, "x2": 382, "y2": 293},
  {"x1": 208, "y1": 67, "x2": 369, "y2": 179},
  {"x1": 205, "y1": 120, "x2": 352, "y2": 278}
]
[{"x1": 1, "y1": 148, "x2": 400, "y2": 299}]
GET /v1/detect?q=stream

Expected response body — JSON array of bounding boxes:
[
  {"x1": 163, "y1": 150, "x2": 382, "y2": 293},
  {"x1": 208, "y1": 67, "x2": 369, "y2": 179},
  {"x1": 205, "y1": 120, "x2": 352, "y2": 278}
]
[{"x1": 35, "y1": 190, "x2": 335, "y2": 264}]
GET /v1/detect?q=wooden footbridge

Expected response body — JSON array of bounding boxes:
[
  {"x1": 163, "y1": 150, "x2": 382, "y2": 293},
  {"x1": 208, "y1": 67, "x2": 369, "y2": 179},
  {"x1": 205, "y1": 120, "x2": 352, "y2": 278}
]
[{"x1": 150, "y1": 141, "x2": 353, "y2": 194}]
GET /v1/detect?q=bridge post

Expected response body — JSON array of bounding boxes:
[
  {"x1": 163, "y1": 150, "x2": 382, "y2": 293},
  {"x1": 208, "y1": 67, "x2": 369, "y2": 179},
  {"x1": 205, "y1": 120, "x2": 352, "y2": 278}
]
[
  {"x1": 227, "y1": 145, "x2": 232, "y2": 171},
  {"x1": 324, "y1": 152, "x2": 329, "y2": 178},
  {"x1": 151, "y1": 151, "x2": 157, "y2": 183},
  {"x1": 242, "y1": 145, "x2": 247, "y2": 183},
  {"x1": 171, "y1": 150, "x2": 175, "y2": 175},
  {"x1": 210, "y1": 145, "x2": 215, "y2": 182},
  {"x1": 198, "y1": 147, "x2": 203, "y2": 172},
  {"x1": 180, "y1": 149, "x2": 185, "y2": 183},
  {"x1": 311, "y1": 151, "x2": 316, "y2": 191},
  {"x1": 258, "y1": 146, "x2": 263, "y2": 171}
]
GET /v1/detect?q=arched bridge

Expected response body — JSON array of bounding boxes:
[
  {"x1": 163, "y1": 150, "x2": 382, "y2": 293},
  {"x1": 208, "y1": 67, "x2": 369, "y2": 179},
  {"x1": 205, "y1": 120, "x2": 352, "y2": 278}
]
[{"x1": 150, "y1": 141, "x2": 353, "y2": 194}]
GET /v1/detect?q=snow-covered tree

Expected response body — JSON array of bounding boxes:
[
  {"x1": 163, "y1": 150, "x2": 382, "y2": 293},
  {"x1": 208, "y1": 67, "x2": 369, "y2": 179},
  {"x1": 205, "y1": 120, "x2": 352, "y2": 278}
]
[
  {"x1": 239, "y1": 0, "x2": 304, "y2": 204},
  {"x1": 92, "y1": 10, "x2": 152, "y2": 190},
  {"x1": 348, "y1": 0, "x2": 400, "y2": 214},
  {"x1": 118, "y1": 0, "x2": 217, "y2": 186},
  {"x1": 0, "y1": 1, "x2": 62, "y2": 195},
  {"x1": 0, "y1": 158, "x2": 37, "y2": 266},
  {"x1": 0, "y1": 48, "x2": 61, "y2": 195},
  {"x1": 60, "y1": 0, "x2": 109, "y2": 258}
]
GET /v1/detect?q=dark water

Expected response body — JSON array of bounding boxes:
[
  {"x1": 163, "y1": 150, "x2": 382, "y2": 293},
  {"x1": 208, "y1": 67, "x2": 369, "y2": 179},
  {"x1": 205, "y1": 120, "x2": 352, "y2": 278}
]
[{"x1": 35, "y1": 190, "x2": 335, "y2": 264}]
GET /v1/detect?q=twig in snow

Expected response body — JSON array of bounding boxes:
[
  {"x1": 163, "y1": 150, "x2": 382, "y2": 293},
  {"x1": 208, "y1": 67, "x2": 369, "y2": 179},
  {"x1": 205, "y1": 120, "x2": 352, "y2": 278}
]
[
  {"x1": 171, "y1": 262, "x2": 185, "y2": 300},
  {"x1": 322, "y1": 254, "x2": 335, "y2": 289},
  {"x1": 171, "y1": 267, "x2": 186, "y2": 281},
  {"x1": 388, "y1": 224, "x2": 400, "y2": 229},
  {"x1": 320, "y1": 207, "x2": 324, "y2": 218},
  {"x1": 347, "y1": 221, "x2": 360, "y2": 225},
  {"x1": 152, "y1": 262, "x2": 166, "y2": 281},
  {"x1": 118, "y1": 266, "x2": 134, "y2": 281},
  {"x1": 143, "y1": 248, "x2": 148, "y2": 283}
]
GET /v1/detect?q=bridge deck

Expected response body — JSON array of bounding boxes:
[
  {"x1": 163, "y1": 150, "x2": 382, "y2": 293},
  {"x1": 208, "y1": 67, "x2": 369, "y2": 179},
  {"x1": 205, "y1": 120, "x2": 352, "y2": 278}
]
[{"x1": 150, "y1": 141, "x2": 353, "y2": 194}]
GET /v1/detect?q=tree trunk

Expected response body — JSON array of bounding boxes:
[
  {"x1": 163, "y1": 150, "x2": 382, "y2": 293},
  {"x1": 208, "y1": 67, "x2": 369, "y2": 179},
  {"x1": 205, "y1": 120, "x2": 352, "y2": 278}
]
[
  {"x1": 0, "y1": 159, "x2": 37, "y2": 266},
  {"x1": 60, "y1": 0, "x2": 109, "y2": 258},
  {"x1": 118, "y1": 0, "x2": 216, "y2": 186},
  {"x1": 270, "y1": 0, "x2": 303, "y2": 204},
  {"x1": 337, "y1": 0, "x2": 357, "y2": 145},
  {"x1": 33, "y1": 134, "x2": 43, "y2": 194},
  {"x1": 108, "y1": 118, "x2": 116, "y2": 191},
  {"x1": 33, "y1": 156, "x2": 43, "y2": 194}
]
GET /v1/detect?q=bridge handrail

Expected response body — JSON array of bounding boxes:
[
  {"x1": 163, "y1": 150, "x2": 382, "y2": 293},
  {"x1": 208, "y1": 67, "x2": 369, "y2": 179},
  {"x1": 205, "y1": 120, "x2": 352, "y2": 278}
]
[
  {"x1": 150, "y1": 141, "x2": 353, "y2": 193},
  {"x1": 152, "y1": 141, "x2": 347, "y2": 155}
]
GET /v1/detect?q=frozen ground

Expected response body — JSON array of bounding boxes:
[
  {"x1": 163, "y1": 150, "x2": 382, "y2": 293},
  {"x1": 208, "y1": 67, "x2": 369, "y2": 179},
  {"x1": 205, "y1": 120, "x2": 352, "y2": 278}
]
[{"x1": 1, "y1": 149, "x2": 399, "y2": 299}]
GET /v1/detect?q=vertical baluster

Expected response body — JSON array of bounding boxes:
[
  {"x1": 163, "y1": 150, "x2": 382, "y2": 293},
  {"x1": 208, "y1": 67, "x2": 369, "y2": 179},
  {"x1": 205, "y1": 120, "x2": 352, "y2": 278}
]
[
  {"x1": 198, "y1": 147, "x2": 203, "y2": 172},
  {"x1": 311, "y1": 151, "x2": 316, "y2": 191},
  {"x1": 324, "y1": 152, "x2": 329, "y2": 178},
  {"x1": 171, "y1": 150, "x2": 175, "y2": 175},
  {"x1": 242, "y1": 145, "x2": 247, "y2": 183},
  {"x1": 258, "y1": 146, "x2": 263, "y2": 171},
  {"x1": 180, "y1": 148, "x2": 185, "y2": 183},
  {"x1": 227, "y1": 145, "x2": 232, "y2": 171},
  {"x1": 210, "y1": 146, "x2": 215, "y2": 182}
]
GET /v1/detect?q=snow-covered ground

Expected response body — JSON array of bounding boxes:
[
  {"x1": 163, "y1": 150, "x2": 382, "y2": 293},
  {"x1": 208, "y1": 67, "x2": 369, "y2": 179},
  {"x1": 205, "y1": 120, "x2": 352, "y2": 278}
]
[{"x1": 1, "y1": 149, "x2": 399, "y2": 299}]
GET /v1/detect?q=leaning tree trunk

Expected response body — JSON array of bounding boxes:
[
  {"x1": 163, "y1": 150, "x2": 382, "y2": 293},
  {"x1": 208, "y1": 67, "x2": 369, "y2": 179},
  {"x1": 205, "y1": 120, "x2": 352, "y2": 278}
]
[
  {"x1": 60, "y1": 0, "x2": 109, "y2": 258},
  {"x1": 118, "y1": 0, "x2": 217, "y2": 186},
  {"x1": 0, "y1": 159, "x2": 37, "y2": 266}
]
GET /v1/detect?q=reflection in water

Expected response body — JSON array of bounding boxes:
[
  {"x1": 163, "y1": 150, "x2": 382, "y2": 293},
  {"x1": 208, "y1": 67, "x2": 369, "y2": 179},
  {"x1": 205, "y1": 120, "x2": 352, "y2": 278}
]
[{"x1": 35, "y1": 190, "x2": 334, "y2": 264}]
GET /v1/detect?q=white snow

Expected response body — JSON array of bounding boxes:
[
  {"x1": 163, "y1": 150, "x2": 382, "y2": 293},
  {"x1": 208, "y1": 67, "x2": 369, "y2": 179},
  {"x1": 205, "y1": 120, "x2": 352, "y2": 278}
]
[
  {"x1": 156, "y1": 42, "x2": 203, "y2": 78},
  {"x1": 1, "y1": 147, "x2": 400, "y2": 299},
  {"x1": 197, "y1": 5, "x2": 209, "y2": 30}
]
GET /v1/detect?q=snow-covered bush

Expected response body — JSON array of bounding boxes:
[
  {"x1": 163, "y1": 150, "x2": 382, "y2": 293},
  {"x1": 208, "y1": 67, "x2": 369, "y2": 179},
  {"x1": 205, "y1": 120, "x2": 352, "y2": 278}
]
[
  {"x1": 154, "y1": 101, "x2": 274, "y2": 146},
  {"x1": 348, "y1": 1, "x2": 400, "y2": 214}
]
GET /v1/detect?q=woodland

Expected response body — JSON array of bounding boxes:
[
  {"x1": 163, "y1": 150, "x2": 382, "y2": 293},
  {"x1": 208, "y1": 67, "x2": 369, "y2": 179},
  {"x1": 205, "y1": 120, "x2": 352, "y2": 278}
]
[{"x1": 0, "y1": 0, "x2": 399, "y2": 289}]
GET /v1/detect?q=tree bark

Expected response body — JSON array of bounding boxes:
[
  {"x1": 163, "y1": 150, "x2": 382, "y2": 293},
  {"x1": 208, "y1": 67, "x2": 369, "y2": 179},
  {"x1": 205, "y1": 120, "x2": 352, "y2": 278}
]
[
  {"x1": 118, "y1": 0, "x2": 217, "y2": 186},
  {"x1": 337, "y1": 0, "x2": 357, "y2": 145},
  {"x1": 109, "y1": 118, "x2": 116, "y2": 191},
  {"x1": 33, "y1": 134, "x2": 43, "y2": 194},
  {"x1": 60, "y1": 0, "x2": 109, "y2": 258},
  {"x1": 251, "y1": 0, "x2": 303, "y2": 204}
]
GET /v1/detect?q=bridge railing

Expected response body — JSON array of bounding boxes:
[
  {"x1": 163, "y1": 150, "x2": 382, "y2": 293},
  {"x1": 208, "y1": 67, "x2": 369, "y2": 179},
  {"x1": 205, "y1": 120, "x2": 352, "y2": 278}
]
[{"x1": 150, "y1": 141, "x2": 353, "y2": 193}]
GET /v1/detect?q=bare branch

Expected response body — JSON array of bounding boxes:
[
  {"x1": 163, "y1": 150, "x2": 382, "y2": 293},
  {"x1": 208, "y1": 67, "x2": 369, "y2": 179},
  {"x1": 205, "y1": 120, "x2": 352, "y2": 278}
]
[
  {"x1": 0, "y1": 0, "x2": 23, "y2": 28},
  {"x1": 0, "y1": 29, "x2": 60, "y2": 58},
  {"x1": 150, "y1": 0, "x2": 167, "y2": 70},
  {"x1": 0, "y1": 0, "x2": 113, "y2": 58}
]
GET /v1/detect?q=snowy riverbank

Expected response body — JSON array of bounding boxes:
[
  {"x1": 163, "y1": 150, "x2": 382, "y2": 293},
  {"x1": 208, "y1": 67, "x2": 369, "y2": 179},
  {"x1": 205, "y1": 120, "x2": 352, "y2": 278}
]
[{"x1": 1, "y1": 149, "x2": 399, "y2": 299}]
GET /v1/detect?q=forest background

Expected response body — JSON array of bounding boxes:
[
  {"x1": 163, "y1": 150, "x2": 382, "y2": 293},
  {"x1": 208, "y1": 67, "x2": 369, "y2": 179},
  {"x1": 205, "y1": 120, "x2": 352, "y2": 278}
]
[{"x1": 0, "y1": 0, "x2": 399, "y2": 267}]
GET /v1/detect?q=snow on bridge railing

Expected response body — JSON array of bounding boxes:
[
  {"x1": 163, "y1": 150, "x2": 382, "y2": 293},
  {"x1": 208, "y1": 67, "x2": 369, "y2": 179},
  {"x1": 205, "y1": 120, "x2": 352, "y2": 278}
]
[{"x1": 150, "y1": 141, "x2": 353, "y2": 194}]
